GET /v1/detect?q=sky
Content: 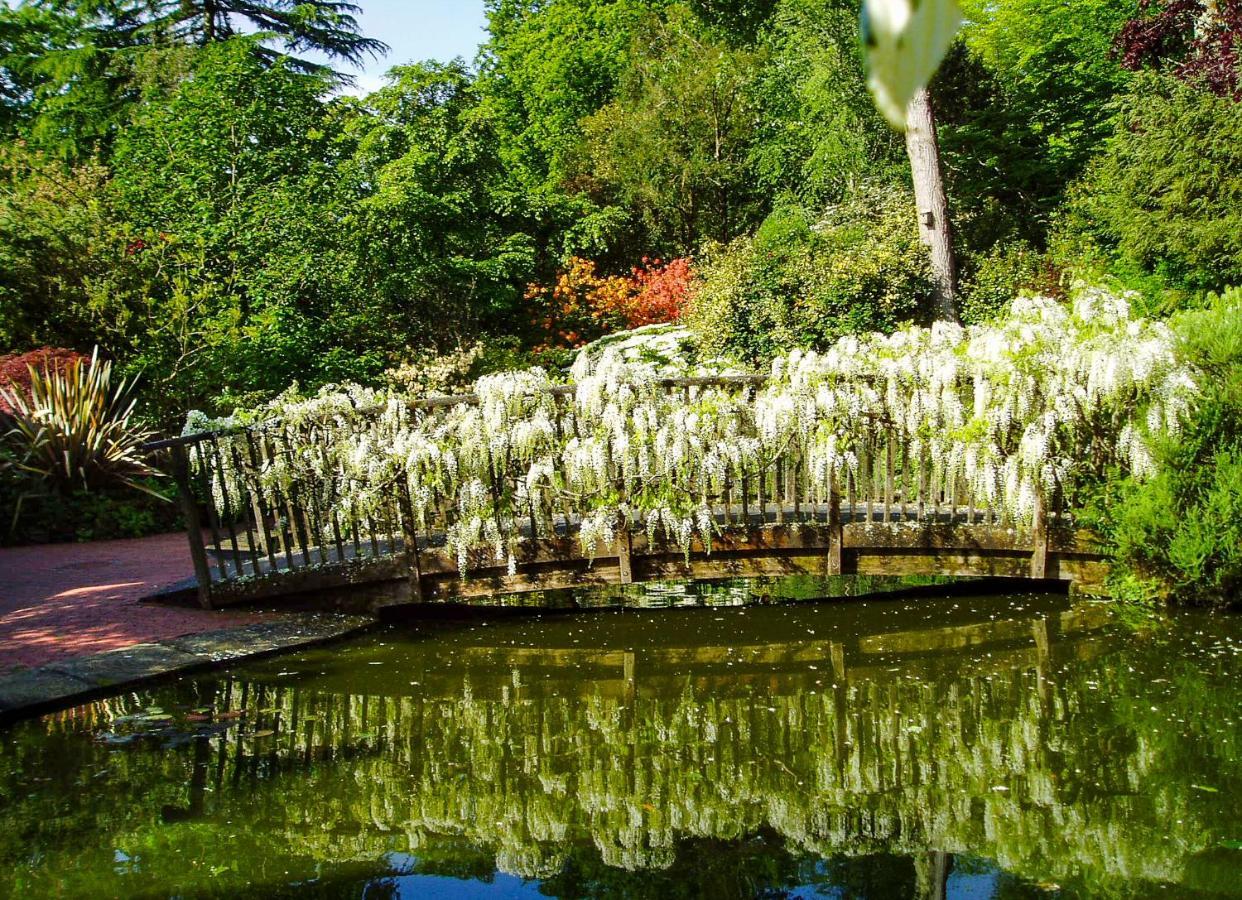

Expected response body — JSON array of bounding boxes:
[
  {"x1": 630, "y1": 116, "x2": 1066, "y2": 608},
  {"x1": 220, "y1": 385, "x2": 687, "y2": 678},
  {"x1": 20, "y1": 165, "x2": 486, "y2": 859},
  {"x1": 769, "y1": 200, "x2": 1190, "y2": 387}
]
[{"x1": 319, "y1": 0, "x2": 491, "y2": 95}]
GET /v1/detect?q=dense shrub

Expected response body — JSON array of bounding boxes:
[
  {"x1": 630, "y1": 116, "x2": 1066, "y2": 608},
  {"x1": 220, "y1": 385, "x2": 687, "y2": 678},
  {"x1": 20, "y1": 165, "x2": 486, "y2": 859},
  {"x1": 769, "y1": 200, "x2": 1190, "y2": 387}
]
[
  {"x1": 1113, "y1": 0, "x2": 1242, "y2": 99},
  {"x1": 1059, "y1": 74, "x2": 1242, "y2": 294},
  {"x1": 1085, "y1": 289, "x2": 1242, "y2": 606},
  {"x1": 627, "y1": 258, "x2": 694, "y2": 327},
  {"x1": 686, "y1": 185, "x2": 932, "y2": 361},
  {"x1": 959, "y1": 241, "x2": 1053, "y2": 324},
  {"x1": 0, "y1": 479, "x2": 181, "y2": 545},
  {"x1": 526, "y1": 257, "x2": 694, "y2": 349},
  {"x1": 385, "y1": 338, "x2": 556, "y2": 397}
]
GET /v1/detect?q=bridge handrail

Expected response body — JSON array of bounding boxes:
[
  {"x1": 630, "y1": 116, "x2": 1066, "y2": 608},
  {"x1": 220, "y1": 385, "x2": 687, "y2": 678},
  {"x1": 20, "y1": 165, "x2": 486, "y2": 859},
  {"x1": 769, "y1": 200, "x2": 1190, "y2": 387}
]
[{"x1": 148, "y1": 367, "x2": 1086, "y2": 608}]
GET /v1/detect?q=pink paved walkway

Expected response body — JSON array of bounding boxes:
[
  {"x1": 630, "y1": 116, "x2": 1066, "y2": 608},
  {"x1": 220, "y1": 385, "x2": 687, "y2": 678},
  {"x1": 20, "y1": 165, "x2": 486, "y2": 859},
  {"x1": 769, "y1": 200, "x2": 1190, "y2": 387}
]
[{"x1": 0, "y1": 533, "x2": 270, "y2": 673}]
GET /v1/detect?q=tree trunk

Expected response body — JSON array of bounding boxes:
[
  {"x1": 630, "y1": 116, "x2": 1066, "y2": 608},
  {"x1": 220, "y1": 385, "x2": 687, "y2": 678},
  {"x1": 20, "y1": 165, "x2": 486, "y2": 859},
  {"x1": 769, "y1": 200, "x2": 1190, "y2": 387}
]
[
  {"x1": 905, "y1": 87, "x2": 959, "y2": 323},
  {"x1": 914, "y1": 851, "x2": 952, "y2": 900}
]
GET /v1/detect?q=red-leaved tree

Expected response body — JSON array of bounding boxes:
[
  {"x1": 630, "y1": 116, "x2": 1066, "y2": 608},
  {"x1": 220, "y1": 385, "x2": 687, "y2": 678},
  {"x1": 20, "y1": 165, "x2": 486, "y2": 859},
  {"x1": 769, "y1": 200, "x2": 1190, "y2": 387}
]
[
  {"x1": 0, "y1": 348, "x2": 88, "y2": 415},
  {"x1": 627, "y1": 257, "x2": 694, "y2": 327},
  {"x1": 527, "y1": 257, "x2": 695, "y2": 348},
  {"x1": 1114, "y1": 0, "x2": 1242, "y2": 98}
]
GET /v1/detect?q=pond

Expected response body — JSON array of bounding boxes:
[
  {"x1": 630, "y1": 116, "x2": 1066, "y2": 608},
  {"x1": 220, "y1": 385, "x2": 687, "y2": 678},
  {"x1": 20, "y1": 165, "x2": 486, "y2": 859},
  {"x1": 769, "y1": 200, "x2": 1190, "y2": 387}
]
[{"x1": 1, "y1": 588, "x2": 1239, "y2": 898}]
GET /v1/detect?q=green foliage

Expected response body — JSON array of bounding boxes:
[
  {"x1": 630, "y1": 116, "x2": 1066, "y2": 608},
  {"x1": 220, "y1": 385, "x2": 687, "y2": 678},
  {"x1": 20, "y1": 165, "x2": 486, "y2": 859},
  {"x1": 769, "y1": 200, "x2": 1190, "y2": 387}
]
[
  {"x1": 748, "y1": 0, "x2": 904, "y2": 209},
  {"x1": 41, "y1": 0, "x2": 386, "y2": 79},
  {"x1": 349, "y1": 61, "x2": 536, "y2": 349},
  {"x1": 0, "y1": 35, "x2": 550, "y2": 427},
  {"x1": 0, "y1": 477, "x2": 179, "y2": 544},
  {"x1": 0, "y1": 346, "x2": 175, "y2": 539},
  {"x1": 479, "y1": 0, "x2": 663, "y2": 191},
  {"x1": 1088, "y1": 290, "x2": 1242, "y2": 606},
  {"x1": 0, "y1": 0, "x2": 1237, "y2": 512},
  {"x1": 687, "y1": 186, "x2": 932, "y2": 361},
  {"x1": 0, "y1": 1, "x2": 151, "y2": 159},
  {"x1": 937, "y1": 0, "x2": 1139, "y2": 248},
  {"x1": 0, "y1": 146, "x2": 111, "y2": 350},
  {"x1": 98, "y1": 38, "x2": 372, "y2": 422},
  {"x1": 0, "y1": 3, "x2": 71, "y2": 139},
  {"x1": 384, "y1": 339, "x2": 536, "y2": 397},
  {"x1": 1061, "y1": 74, "x2": 1242, "y2": 295},
  {"x1": 689, "y1": 0, "x2": 780, "y2": 40}
]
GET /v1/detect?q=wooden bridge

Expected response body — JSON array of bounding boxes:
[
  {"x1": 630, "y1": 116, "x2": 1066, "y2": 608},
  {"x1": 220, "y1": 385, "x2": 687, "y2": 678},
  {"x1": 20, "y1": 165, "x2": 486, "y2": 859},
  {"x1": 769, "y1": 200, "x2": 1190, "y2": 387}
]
[{"x1": 146, "y1": 376, "x2": 1108, "y2": 609}]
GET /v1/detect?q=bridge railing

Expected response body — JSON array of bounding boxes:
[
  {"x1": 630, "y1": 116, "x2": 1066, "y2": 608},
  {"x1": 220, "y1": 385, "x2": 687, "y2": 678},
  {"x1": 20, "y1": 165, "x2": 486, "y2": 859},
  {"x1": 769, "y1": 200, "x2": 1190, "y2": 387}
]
[{"x1": 146, "y1": 375, "x2": 1060, "y2": 607}]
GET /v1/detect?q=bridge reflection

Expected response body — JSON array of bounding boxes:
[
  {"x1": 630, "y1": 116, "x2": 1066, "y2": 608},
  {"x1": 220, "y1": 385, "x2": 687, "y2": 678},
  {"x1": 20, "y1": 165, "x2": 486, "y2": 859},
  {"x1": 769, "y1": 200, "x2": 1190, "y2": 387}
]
[{"x1": 4, "y1": 593, "x2": 1239, "y2": 897}]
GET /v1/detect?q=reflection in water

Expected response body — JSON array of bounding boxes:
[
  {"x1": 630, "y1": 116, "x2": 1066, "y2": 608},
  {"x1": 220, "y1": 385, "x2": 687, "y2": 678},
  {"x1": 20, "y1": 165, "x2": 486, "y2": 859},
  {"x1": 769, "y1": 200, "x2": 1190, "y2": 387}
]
[{"x1": 1, "y1": 592, "x2": 1240, "y2": 898}]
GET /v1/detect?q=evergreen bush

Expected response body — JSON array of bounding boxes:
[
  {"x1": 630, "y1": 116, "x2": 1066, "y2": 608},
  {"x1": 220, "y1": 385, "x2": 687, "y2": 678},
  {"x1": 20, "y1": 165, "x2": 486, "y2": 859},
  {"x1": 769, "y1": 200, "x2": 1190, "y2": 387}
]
[
  {"x1": 1061, "y1": 74, "x2": 1242, "y2": 295},
  {"x1": 1085, "y1": 288, "x2": 1242, "y2": 606}
]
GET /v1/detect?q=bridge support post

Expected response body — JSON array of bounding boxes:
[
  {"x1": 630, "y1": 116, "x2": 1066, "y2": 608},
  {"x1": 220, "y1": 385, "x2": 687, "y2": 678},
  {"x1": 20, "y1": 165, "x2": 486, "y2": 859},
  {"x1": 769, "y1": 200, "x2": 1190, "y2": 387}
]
[
  {"x1": 1030, "y1": 492, "x2": 1048, "y2": 580},
  {"x1": 825, "y1": 483, "x2": 843, "y2": 576}
]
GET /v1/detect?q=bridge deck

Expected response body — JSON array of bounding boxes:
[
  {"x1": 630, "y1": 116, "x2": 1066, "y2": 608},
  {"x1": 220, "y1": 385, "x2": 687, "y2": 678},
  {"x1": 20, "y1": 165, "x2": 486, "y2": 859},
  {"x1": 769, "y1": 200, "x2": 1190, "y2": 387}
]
[{"x1": 197, "y1": 507, "x2": 1106, "y2": 607}]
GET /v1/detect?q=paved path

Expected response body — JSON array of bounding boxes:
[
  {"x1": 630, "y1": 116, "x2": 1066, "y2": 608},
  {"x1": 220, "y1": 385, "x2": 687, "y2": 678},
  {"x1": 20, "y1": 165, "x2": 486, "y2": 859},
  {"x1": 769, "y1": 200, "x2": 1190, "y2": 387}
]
[{"x1": 0, "y1": 533, "x2": 271, "y2": 673}]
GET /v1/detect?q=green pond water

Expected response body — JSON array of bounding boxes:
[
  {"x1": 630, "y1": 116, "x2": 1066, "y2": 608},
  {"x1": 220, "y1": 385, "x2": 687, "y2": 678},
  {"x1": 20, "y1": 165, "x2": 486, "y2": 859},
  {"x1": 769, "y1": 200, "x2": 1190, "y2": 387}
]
[{"x1": 1, "y1": 588, "x2": 1240, "y2": 898}]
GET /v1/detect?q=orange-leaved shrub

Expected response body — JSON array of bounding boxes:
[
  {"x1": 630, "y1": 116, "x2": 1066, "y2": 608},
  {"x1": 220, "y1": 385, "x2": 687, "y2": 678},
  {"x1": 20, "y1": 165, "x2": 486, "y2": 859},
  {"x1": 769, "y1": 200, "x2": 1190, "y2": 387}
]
[{"x1": 527, "y1": 256, "x2": 694, "y2": 348}]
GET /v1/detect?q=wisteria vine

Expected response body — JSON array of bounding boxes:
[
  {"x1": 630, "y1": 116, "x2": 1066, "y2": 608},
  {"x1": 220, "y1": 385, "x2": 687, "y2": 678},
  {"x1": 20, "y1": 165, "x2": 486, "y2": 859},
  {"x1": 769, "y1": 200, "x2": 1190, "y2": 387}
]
[{"x1": 184, "y1": 288, "x2": 1195, "y2": 574}]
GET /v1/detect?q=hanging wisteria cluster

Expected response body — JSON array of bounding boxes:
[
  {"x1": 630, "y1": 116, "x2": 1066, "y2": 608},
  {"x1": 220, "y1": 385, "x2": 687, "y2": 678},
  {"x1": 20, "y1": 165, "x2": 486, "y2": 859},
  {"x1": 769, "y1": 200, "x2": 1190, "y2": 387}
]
[{"x1": 184, "y1": 287, "x2": 1195, "y2": 573}]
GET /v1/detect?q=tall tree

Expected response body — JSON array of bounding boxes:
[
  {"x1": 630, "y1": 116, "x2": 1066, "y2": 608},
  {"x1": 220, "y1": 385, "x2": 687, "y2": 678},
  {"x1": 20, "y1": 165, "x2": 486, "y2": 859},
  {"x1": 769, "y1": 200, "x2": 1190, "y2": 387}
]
[
  {"x1": 582, "y1": 5, "x2": 763, "y2": 253},
  {"x1": 104, "y1": 37, "x2": 369, "y2": 419},
  {"x1": 748, "y1": 0, "x2": 904, "y2": 209},
  {"x1": 478, "y1": 0, "x2": 661, "y2": 191},
  {"x1": 859, "y1": 0, "x2": 962, "y2": 320},
  {"x1": 935, "y1": 0, "x2": 1140, "y2": 251},
  {"x1": 347, "y1": 60, "x2": 536, "y2": 349},
  {"x1": 0, "y1": 0, "x2": 152, "y2": 157},
  {"x1": 904, "y1": 87, "x2": 958, "y2": 321}
]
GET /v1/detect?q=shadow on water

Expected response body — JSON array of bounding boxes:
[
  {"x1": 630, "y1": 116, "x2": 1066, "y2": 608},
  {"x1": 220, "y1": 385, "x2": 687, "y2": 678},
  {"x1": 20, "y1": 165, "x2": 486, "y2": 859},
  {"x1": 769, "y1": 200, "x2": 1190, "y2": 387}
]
[{"x1": 1, "y1": 586, "x2": 1240, "y2": 898}]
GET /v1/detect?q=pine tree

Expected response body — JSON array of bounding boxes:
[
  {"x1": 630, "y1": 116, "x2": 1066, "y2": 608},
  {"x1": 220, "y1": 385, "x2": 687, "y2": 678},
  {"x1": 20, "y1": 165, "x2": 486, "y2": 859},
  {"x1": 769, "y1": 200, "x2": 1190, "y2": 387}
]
[{"x1": 44, "y1": 0, "x2": 387, "y2": 77}]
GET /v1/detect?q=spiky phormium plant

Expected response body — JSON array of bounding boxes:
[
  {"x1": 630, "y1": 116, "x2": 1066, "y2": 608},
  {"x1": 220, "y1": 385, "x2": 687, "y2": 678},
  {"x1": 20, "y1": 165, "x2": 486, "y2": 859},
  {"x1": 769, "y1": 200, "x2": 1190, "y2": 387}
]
[{"x1": 0, "y1": 349, "x2": 160, "y2": 496}]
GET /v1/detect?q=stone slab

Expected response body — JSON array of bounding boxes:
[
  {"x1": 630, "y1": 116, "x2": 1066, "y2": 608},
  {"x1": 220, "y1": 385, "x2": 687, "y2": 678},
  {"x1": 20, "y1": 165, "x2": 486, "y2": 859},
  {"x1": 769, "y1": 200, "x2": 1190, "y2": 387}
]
[
  {"x1": 0, "y1": 614, "x2": 374, "y2": 724},
  {"x1": 137, "y1": 575, "x2": 202, "y2": 606},
  {"x1": 45, "y1": 643, "x2": 204, "y2": 688},
  {"x1": 164, "y1": 616, "x2": 370, "y2": 661},
  {"x1": 244, "y1": 617, "x2": 371, "y2": 650},
  {"x1": 0, "y1": 668, "x2": 96, "y2": 713},
  {"x1": 163, "y1": 627, "x2": 281, "y2": 661}
]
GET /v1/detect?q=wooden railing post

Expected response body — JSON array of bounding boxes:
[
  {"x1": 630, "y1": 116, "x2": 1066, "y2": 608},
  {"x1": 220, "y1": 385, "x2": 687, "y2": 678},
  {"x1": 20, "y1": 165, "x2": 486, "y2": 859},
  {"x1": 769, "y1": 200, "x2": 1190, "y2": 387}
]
[
  {"x1": 397, "y1": 478, "x2": 424, "y2": 602},
  {"x1": 826, "y1": 480, "x2": 843, "y2": 576},
  {"x1": 616, "y1": 513, "x2": 634, "y2": 585},
  {"x1": 1030, "y1": 490, "x2": 1049, "y2": 579},
  {"x1": 169, "y1": 444, "x2": 214, "y2": 609}
]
